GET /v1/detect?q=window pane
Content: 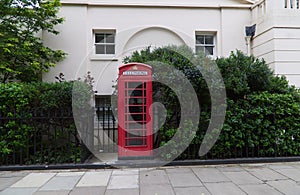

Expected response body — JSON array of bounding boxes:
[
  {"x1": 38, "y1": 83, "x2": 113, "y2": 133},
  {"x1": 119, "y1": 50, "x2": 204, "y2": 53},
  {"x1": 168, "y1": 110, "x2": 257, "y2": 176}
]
[
  {"x1": 96, "y1": 45, "x2": 105, "y2": 54},
  {"x1": 205, "y1": 46, "x2": 214, "y2": 55},
  {"x1": 95, "y1": 34, "x2": 105, "y2": 43},
  {"x1": 196, "y1": 46, "x2": 204, "y2": 53},
  {"x1": 126, "y1": 139, "x2": 144, "y2": 146},
  {"x1": 106, "y1": 45, "x2": 115, "y2": 54},
  {"x1": 196, "y1": 35, "x2": 204, "y2": 44},
  {"x1": 205, "y1": 35, "x2": 214, "y2": 44},
  {"x1": 105, "y1": 34, "x2": 115, "y2": 43}
]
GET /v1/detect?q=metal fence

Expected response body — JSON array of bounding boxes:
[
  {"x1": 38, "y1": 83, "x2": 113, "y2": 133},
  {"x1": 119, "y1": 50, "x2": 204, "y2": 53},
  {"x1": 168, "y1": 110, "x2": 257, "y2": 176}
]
[
  {"x1": 94, "y1": 105, "x2": 118, "y2": 153},
  {"x1": 1, "y1": 105, "x2": 300, "y2": 169},
  {"x1": 0, "y1": 108, "x2": 91, "y2": 166}
]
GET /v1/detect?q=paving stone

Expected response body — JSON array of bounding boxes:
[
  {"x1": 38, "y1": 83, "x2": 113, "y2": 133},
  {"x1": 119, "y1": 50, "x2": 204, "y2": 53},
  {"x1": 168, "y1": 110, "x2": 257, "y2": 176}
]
[
  {"x1": 76, "y1": 171, "x2": 111, "y2": 187},
  {"x1": 168, "y1": 173, "x2": 202, "y2": 187},
  {"x1": 204, "y1": 182, "x2": 246, "y2": 195},
  {"x1": 107, "y1": 175, "x2": 139, "y2": 189},
  {"x1": 192, "y1": 167, "x2": 230, "y2": 183},
  {"x1": 165, "y1": 167, "x2": 193, "y2": 174},
  {"x1": 223, "y1": 171, "x2": 263, "y2": 185},
  {"x1": 267, "y1": 180, "x2": 300, "y2": 195},
  {"x1": 11, "y1": 173, "x2": 56, "y2": 188},
  {"x1": 0, "y1": 171, "x2": 30, "y2": 178},
  {"x1": 33, "y1": 190, "x2": 70, "y2": 195},
  {"x1": 112, "y1": 169, "x2": 139, "y2": 175},
  {"x1": 105, "y1": 189, "x2": 139, "y2": 195},
  {"x1": 245, "y1": 167, "x2": 287, "y2": 181},
  {"x1": 0, "y1": 177, "x2": 22, "y2": 191},
  {"x1": 0, "y1": 187, "x2": 38, "y2": 195},
  {"x1": 217, "y1": 166, "x2": 244, "y2": 172},
  {"x1": 240, "y1": 163, "x2": 266, "y2": 168},
  {"x1": 69, "y1": 187, "x2": 105, "y2": 195},
  {"x1": 140, "y1": 170, "x2": 170, "y2": 185},
  {"x1": 174, "y1": 187, "x2": 211, "y2": 195},
  {"x1": 56, "y1": 172, "x2": 85, "y2": 177},
  {"x1": 268, "y1": 163, "x2": 295, "y2": 170},
  {"x1": 291, "y1": 164, "x2": 300, "y2": 170},
  {"x1": 40, "y1": 176, "x2": 81, "y2": 191},
  {"x1": 274, "y1": 168, "x2": 300, "y2": 181},
  {"x1": 140, "y1": 184, "x2": 175, "y2": 195},
  {"x1": 239, "y1": 184, "x2": 282, "y2": 195}
]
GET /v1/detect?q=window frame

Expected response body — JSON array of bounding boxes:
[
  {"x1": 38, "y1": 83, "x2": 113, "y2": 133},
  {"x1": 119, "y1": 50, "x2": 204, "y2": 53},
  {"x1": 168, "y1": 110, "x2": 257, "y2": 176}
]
[
  {"x1": 195, "y1": 32, "x2": 216, "y2": 57},
  {"x1": 93, "y1": 30, "x2": 116, "y2": 55}
]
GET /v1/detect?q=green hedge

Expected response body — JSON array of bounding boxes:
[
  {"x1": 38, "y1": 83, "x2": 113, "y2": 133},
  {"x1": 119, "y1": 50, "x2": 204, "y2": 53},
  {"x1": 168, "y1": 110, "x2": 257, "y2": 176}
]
[
  {"x1": 125, "y1": 45, "x2": 300, "y2": 160},
  {"x1": 208, "y1": 93, "x2": 300, "y2": 159},
  {"x1": 0, "y1": 82, "x2": 89, "y2": 165}
]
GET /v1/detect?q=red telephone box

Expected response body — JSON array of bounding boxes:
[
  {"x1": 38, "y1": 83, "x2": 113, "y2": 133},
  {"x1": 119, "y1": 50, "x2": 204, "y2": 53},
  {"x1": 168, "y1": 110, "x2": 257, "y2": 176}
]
[{"x1": 118, "y1": 63, "x2": 153, "y2": 159}]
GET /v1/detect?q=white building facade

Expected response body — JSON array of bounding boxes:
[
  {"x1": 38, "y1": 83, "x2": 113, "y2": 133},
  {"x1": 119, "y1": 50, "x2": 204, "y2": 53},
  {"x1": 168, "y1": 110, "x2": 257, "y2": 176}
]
[{"x1": 43, "y1": 0, "x2": 300, "y2": 97}]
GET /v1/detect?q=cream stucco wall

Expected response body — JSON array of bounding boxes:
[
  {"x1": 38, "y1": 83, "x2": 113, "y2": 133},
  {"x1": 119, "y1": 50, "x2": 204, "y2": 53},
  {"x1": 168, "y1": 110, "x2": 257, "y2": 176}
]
[
  {"x1": 43, "y1": 0, "x2": 255, "y2": 94},
  {"x1": 252, "y1": 0, "x2": 300, "y2": 86}
]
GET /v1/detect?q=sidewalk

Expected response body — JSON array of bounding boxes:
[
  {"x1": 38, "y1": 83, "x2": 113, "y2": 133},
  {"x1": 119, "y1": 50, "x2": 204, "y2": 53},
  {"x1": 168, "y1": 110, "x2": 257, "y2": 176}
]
[{"x1": 1, "y1": 162, "x2": 300, "y2": 195}]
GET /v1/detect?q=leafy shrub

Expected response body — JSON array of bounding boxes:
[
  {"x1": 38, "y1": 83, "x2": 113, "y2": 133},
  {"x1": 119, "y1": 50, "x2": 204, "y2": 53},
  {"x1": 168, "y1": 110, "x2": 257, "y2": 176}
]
[
  {"x1": 124, "y1": 45, "x2": 300, "y2": 159},
  {"x1": 0, "y1": 81, "x2": 90, "y2": 165}
]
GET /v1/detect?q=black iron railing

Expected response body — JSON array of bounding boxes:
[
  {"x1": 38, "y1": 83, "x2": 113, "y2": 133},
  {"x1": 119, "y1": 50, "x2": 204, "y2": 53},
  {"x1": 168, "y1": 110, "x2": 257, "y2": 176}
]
[
  {"x1": 0, "y1": 108, "x2": 90, "y2": 166},
  {"x1": 1, "y1": 105, "x2": 300, "y2": 168}
]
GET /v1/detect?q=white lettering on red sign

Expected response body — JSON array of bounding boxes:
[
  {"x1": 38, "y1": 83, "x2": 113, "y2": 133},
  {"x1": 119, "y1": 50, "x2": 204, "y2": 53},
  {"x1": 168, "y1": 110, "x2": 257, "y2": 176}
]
[{"x1": 123, "y1": 71, "x2": 148, "y2": 76}]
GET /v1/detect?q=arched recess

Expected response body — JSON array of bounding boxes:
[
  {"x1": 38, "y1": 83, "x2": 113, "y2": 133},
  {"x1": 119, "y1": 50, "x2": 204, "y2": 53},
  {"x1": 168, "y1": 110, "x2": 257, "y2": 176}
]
[{"x1": 123, "y1": 26, "x2": 186, "y2": 55}]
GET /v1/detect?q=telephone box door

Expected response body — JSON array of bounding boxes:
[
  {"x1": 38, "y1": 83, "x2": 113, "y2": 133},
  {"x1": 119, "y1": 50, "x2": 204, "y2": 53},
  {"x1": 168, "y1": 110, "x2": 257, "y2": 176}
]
[{"x1": 118, "y1": 63, "x2": 153, "y2": 159}]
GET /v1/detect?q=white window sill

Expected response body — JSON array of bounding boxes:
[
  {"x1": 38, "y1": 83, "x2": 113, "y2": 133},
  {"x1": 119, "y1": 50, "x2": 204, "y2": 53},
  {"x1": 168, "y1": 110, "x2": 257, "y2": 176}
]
[{"x1": 90, "y1": 55, "x2": 118, "y2": 61}]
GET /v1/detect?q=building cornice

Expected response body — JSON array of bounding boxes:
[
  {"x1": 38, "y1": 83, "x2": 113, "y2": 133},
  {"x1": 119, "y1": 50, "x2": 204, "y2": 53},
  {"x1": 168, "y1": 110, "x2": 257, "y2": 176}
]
[{"x1": 60, "y1": 1, "x2": 252, "y2": 9}]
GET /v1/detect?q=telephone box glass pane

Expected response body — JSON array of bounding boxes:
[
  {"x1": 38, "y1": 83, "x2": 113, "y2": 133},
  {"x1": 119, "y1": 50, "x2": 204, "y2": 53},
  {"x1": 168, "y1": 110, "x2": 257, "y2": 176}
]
[
  {"x1": 128, "y1": 82, "x2": 143, "y2": 88},
  {"x1": 124, "y1": 81, "x2": 148, "y2": 147}
]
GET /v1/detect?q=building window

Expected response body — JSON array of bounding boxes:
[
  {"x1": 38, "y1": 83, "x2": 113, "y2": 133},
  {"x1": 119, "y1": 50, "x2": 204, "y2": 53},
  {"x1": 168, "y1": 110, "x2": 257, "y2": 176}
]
[
  {"x1": 95, "y1": 95, "x2": 114, "y2": 122},
  {"x1": 195, "y1": 34, "x2": 215, "y2": 56},
  {"x1": 94, "y1": 31, "x2": 116, "y2": 55}
]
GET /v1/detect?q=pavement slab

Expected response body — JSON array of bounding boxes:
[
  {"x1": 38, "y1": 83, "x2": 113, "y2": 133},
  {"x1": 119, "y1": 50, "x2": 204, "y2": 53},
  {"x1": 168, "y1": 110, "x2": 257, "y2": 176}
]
[
  {"x1": 11, "y1": 173, "x2": 56, "y2": 188},
  {"x1": 267, "y1": 180, "x2": 300, "y2": 195},
  {"x1": 112, "y1": 169, "x2": 139, "y2": 175},
  {"x1": 140, "y1": 184, "x2": 175, "y2": 195},
  {"x1": 56, "y1": 172, "x2": 85, "y2": 177},
  {"x1": 268, "y1": 164, "x2": 295, "y2": 170},
  {"x1": 0, "y1": 177, "x2": 22, "y2": 191},
  {"x1": 168, "y1": 172, "x2": 203, "y2": 187},
  {"x1": 107, "y1": 175, "x2": 139, "y2": 189},
  {"x1": 0, "y1": 171, "x2": 30, "y2": 178},
  {"x1": 238, "y1": 184, "x2": 283, "y2": 195},
  {"x1": 204, "y1": 182, "x2": 246, "y2": 195},
  {"x1": 165, "y1": 167, "x2": 193, "y2": 174},
  {"x1": 273, "y1": 168, "x2": 300, "y2": 181},
  {"x1": 217, "y1": 166, "x2": 244, "y2": 172},
  {"x1": 222, "y1": 171, "x2": 263, "y2": 185},
  {"x1": 33, "y1": 190, "x2": 70, "y2": 195},
  {"x1": 104, "y1": 189, "x2": 139, "y2": 195},
  {"x1": 192, "y1": 167, "x2": 230, "y2": 183},
  {"x1": 140, "y1": 170, "x2": 170, "y2": 185},
  {"x1": 0, "y1": 187, "x2": 38, "y2": 195},
  {"x1": 76, "y1": 171, "x2": 111, "y2": 187},
  {"x1": 69, "y1": 187, "x2": 105, "y2": 195},
  {"x1": 39, "y1": 175, "x2": 82, "y2": 191},
  {"x1": 174, "y1": 187, "x2": 211, "y2": 195},
  {"x1": 244, "y1": 167, "x2": 287, "y2": 181}
]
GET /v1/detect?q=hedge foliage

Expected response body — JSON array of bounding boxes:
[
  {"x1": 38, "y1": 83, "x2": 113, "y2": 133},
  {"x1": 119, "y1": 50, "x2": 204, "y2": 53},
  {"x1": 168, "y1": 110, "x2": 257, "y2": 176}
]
[
  {"x1": 0, "y1": 82, "x2": 90, "y2": 165},
  {"x1": 124, "y1": 45, "x2": 300, "y2": 160}
]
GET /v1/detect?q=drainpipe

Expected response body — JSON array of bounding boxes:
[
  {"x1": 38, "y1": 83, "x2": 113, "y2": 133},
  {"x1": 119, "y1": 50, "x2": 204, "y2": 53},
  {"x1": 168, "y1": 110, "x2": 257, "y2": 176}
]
[
  {"x1": 245, "y1": 36, "x2": 252, "y2": 56},
  {"x1": 245, "y1": 24, "x2": 256, "y2": 56}
]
